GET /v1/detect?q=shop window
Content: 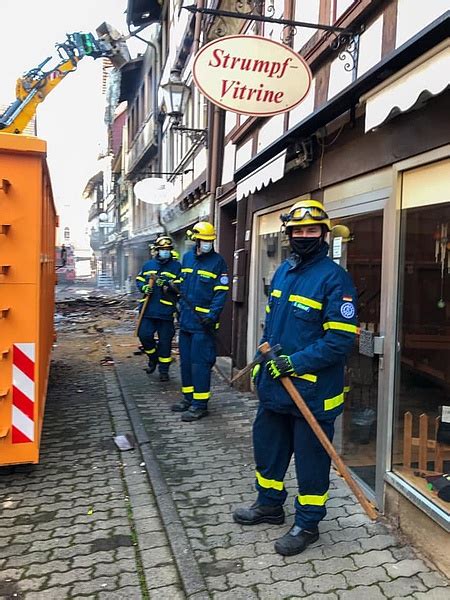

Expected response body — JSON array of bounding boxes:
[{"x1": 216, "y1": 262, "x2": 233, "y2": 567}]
[
  {"x1": 393, "y1": 159, "x2": 450, "y2": 514},
  {"x1": 333, "y1": 212, "x2": 384, "y2": 492},
  {"x1": 255, "y1": 211, "x2": 290, "y2": 344}
]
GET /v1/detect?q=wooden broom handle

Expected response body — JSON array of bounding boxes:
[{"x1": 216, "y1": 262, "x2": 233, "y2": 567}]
[{"x1": 259, "y1": 342, "x2": 377, "y2": 521}]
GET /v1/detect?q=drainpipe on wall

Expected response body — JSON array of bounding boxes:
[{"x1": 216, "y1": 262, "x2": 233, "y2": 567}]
[
  {"x1": 192, "y1": 0, "x2": 204, "y2": 54},
  {"x1": 208, "y1": 104, "x2": 223, "y2": 225}
]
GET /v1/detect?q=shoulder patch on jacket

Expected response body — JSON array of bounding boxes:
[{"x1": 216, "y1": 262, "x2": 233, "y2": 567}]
[
  {"x1": 220, "y1": 275, "x2": 229, "y2": 285},
  {"x1": 340, "y1": 302, "x2": 355, "y2": 319}
]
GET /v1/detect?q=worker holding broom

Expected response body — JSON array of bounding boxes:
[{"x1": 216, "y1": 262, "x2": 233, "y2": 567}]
[
  {"x1": 135, "y1": 235, "x2": 181, "y2": 382},
  {"x1": 233, "y1": 199, "x2": 358, "y2": 556}
]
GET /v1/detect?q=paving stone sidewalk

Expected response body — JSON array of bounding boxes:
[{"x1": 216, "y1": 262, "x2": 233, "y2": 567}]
[
  {"x1": 111, "y1": 333, "x2": 450, "y2": 600},
  {"x1": 0, "y1": 333, "x2": 182, "y2": 599}
]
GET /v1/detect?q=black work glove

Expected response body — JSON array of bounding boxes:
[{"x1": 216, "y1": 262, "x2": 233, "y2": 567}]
[
  {"x1": 267, "y1": 355, "x2": 294, "y2": 379},
  {"x1": 167, "y1": 280, "x2": 180, "y2": 293},
  {"x1": 142, "y1": 284, "x2": 153, "y2": 295},
  {"x1": 200, "y1": 316, "x2": 215, "y2": 332}
]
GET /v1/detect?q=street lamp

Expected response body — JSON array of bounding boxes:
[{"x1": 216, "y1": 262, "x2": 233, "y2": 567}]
[
  {"x1": 161, "y1": 69, "x2": 207, "y2": 146},
  {"x1": 161, "y1": 69, "x2": 190, "y2": 124}
]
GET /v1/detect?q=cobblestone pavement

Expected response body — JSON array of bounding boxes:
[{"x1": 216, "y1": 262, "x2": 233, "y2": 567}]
[
  {"x1": 111, "y1": 332, "x2": 450, "y2": 600},
  {"x1": 0, "y1": 333, "x2": 183, "y2": 599}
]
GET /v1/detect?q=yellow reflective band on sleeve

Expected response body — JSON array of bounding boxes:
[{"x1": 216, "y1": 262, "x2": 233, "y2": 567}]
[
  {"x1": 139, "y1": 298, "x2": 146, "y2": 303},
  {"x1": 161, "y1": 271, "x2": 177, "y2": 279},
  {"x1": 145, "y1": 348, "x2": 156, "y2": 355},
  {"x1": 195, "y1": 306, "x2": 210, "y2": 313},
  {"x1": 136, "y1": 276, "x2": 146, "y2": 282},
  {"x1": 197, "y1": 270, "x2": 217, "y2": 279},
  {"x1": 256, "y1": 470, "x2": 284, "y2": 491},
  {"x1": 143, "y1": 270, "x2": 158, "y2": 275},
  {"x1": 182, "y1": 268, "x2": 193, "y2": 273},
  {"x1": 265, "y1": 305, "x2": 271, "y2": 314},
  {"x1": 344, "y1": 385, "x2": 351, "y2": 393},
  {"x1": 271, "y1": 289, "x2": 282, "y2": 298},
  {"x1": 324, "y1": 393, "x2": 344, "y2": 411},
  {"x1": 323, "y1": 322, "x2": 359, "y2": 334},
  {"x1": 193, "y1": 392, "x2": 210, "y2": 400},
  {"x1": 292, "y1": 373, "x2": 317, "y2": 383},
  {"x1": 158, "y1": 356, "x2": 172, "y2": 363},
  {"x1": 160, "y1": 299, "x2": 174, "y2": 306},
  {"x1": 174, "y1": 279, "x2": 182, "y2": 284},
  {"x1": 182, "y1": 386, "x2": 194, "y2": 394},
  {"x1": 288, "y1": 295, "x2": 322, "y2": 310},
  {"x1": 213, "y1": 285, "x2": 229, "y2": 291},
  {"x1": 298, "y1": 492, "x2": 329, "y2": 506}
]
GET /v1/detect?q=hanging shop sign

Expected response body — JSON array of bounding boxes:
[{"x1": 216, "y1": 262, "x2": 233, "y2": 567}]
[{"x1": 192, "y1": 35, "x2": 312, "y2": 117}]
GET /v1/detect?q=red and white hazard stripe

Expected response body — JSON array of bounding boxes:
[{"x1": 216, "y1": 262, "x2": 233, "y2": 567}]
[{"x1": 12, "y1": 343, "x2": 35, "y2": 444}]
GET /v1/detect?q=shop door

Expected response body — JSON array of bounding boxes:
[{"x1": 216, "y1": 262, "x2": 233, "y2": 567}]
[{"x1": 331, "y1": 210, "x2": 384, "y2": 495}]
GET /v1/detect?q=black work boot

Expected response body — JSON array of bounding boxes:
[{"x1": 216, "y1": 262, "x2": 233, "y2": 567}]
[
  {"x1": 159, "y1": 372, "x2": 169, "y2": 382},
  {"x1": 171, "y1": 399, "x2": 191, "y2": 412},
  {"x1": 181, "y1": 407, "x2": 208, "y2": 422},
  {"x1": 145, "y1": 357, "x2": 157, "y2": 374},
  {"x1": 233, "y1": 502, "x2": 285, "y2": 525},
  {"x1": 274, "y1": 525, "x2": 319, "y2": 556}
]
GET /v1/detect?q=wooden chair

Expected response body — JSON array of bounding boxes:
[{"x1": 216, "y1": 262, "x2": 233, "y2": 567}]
[{"x1": 403, "y1": 412, "x2": 450, "y2": 474}]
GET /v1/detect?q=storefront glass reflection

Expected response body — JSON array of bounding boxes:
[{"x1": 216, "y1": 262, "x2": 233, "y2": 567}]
[
  {"x1": 336, "y1": 212, "x2": 383, "y2": 492},
  {"x1": 256, "y1": 227, "x2": 289, "y2": 342},
  {"x1": 393, "y1": 201, "x2": 450, "y2": 513}
]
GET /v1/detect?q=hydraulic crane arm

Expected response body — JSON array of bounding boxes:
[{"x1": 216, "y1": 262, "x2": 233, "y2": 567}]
[{"x1": 0, "y1": 24, "x2": 130, "y2": 135}]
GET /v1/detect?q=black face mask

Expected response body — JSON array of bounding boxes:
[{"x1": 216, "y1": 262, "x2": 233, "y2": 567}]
[{"x1": 290, "y1": 236, "x2": 323, "y2": 258}]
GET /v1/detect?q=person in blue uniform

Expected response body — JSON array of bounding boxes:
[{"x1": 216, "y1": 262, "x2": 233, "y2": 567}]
[
  {"x1": 233, "y1": 199, "x2": 358, "y2": 556},
  {"x1": 171, "y1": 221, "x2": 229, "y2": 422},
  {"x1": 136, "y1": 235, "x2": 181, "y2": 382}
]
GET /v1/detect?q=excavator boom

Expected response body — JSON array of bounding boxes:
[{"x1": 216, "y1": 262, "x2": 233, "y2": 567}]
[{"x1": 0, "y1": 24, "x2": 130, "y2": 134}]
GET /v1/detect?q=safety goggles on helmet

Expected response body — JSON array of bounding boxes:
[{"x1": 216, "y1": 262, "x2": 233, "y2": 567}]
[
  {"x1": 155, "y1": 236, "x2": 173, "y2": 249},
  {"x1": 289, "y1": 206, "x2": 328, "y2": 222}
]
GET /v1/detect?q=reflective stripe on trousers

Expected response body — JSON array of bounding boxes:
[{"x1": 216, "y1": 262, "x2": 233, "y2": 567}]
[
  {"x1": 253, "y1": 406, "x2": 334, "y2": 530},
  {"x1": 179, "y1": 330, "x2": 215, "y2": 408},
  {"x1": 138, "y1": 318, "x2": 175, "y2": 374}
]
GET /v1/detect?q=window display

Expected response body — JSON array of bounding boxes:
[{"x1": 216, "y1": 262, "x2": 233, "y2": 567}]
[
  {"x1": 393, "y1": 199, "x2": 450, "y2": 513},
  {"x1": 335, "y1": 212, "x2": 383, "y2": 491}
]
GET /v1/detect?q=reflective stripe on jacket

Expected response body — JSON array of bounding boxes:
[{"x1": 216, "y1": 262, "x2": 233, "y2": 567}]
[
  {"x1": 256, "y1": 244, "x2": 358, "y2": 420},
  {"x1": 179, "y1": 248, "x2": 229, "y2": 332},
  {"x1": 136, "y1": 257, "x2": 181, "y2": 321}
]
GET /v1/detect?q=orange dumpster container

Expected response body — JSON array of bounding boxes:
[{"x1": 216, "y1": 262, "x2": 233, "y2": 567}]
[{"x1": 0, "y1": 133, "x2": 56, "y2": 465}]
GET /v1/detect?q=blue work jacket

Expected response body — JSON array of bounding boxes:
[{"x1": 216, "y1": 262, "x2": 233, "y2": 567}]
[
  {"x1": 179, "y1": 248, "x2": 229, "y2": 332},
  {"x1": 256, "y1": 244, "x2": 358, "y2": 421},
  {"x1": 136, "y1": 257, "x2": 181, "y2": 321}
]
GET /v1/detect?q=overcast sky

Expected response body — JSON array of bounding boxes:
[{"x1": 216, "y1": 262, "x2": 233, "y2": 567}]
[{"x1": 0, "y1": 0, "x2": 145, "y2": 214}]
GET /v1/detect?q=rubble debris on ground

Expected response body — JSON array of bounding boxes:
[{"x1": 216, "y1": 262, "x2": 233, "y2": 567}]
[{"x1": 55, "y1": 290, "x2": 138, "y2": 334}]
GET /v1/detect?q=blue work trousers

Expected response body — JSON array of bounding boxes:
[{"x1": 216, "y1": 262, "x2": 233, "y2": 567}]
[
  {"x1": 179, "y1": 330, "x2": 216, "y2": 409},
  {"x1": 253, "y1": 406, "x2": 334, "y2": 530},
  {"x1": 139, "y1": 317, "x2": 175, "y2": 374}
]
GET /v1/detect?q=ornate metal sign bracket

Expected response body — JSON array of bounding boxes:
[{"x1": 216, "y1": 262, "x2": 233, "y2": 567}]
[{"x1": 184, "y1": 3, "x2": 362, "y2": 71}]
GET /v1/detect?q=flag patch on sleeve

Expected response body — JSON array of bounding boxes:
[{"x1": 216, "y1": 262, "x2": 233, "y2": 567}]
[{"x1": 342, "y1": 296, "x2": 353, "y2": 302}]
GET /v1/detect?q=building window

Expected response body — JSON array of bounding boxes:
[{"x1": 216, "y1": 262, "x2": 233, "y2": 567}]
[{"x1": 393, "y1": 158, "x2": 450, "y2": 515}]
